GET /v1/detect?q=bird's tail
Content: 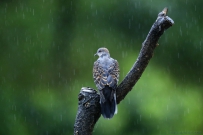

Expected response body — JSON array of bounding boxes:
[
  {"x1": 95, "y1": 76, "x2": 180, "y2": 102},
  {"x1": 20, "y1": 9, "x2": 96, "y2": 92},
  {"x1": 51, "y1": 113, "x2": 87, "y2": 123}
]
[{"x1": 100, "y1": 86, "x2": 117, "y2": 119}]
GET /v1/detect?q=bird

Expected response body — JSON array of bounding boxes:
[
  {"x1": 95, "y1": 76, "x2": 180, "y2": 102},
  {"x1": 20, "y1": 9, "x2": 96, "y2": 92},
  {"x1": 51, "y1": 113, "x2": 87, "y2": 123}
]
[{"x1": 93, "y1": 47, "x2": 120, "y2": 119}]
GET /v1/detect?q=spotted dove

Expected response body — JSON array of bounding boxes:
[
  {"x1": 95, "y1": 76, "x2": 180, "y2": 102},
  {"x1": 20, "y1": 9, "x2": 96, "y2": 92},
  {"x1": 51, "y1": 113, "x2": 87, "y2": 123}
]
[{"x1": 93, "y1": 47, "x2": 120, "y2": 119}]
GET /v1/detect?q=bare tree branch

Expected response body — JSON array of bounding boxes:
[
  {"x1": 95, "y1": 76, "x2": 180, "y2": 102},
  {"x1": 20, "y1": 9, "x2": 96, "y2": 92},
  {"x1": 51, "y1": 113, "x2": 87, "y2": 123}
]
[
  {"x1": 74, "y1": 88, "x2": 100, "y2": 135},
  {"x1": 116, "y1": 7, "x2": 174, "y2": 103},
  {"x1": 74, "y1": 8, "x2": 174, "y2": 135}
]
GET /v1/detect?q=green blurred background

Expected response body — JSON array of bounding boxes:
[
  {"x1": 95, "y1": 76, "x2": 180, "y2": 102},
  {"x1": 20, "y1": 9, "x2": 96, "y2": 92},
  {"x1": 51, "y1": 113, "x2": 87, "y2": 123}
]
[{"x1": 0, "y1": 0, "x2": 203, "y2": 135}]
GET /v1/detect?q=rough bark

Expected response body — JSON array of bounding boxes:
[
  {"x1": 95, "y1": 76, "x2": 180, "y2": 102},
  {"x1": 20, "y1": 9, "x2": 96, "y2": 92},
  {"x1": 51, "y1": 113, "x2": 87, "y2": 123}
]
[
  {"x1": 74, "y1": 87, "x2": 101, "y2": 135},
  {"x1": 74, "y1": 8, "x2": 174, "y2": 135},
  {"x1": 116, "y1": 8, "x2": 174, "y2": 103}
]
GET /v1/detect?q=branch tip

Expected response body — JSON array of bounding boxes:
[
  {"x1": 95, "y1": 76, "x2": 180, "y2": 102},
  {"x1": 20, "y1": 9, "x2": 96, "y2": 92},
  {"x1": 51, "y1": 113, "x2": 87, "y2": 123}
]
[
  {"x1": 158, "y1": 7, "x2": 168, "y2": 18},
  {"x1": 162, "y1": 7, "x2": 168, "y2": 15}
]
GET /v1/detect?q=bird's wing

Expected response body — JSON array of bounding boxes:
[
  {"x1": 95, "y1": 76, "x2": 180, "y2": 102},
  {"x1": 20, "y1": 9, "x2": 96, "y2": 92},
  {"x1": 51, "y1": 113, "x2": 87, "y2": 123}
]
[
  {"x1": 93, "y1": 59, "x2": 120, "y2": 89},
  {"x1": 93, "y1": 60, "x2": 106, "y2": 90},
  {"x1": 93, "y1": 58, "x2": 120, "y2": 102},
  {"x1": 107, "y1": 59, "x2": 120, "y2": 89}
]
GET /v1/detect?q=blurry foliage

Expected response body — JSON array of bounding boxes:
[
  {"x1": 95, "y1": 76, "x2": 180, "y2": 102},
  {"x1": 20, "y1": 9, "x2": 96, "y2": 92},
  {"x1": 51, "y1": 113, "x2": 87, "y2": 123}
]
[{"x1": 0, "y1": 0, "x2": 203, "y2": 135}]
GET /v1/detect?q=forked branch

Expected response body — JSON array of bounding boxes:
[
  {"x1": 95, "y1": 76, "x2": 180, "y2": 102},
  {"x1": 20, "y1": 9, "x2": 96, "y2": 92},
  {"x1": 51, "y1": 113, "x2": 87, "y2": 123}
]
[{"x1": 74, "y1": 8, "x2": 174, "y2": 135}]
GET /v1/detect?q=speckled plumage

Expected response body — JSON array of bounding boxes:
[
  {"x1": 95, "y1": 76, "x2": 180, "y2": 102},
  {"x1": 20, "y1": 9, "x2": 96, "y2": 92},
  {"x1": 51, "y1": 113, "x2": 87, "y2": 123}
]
[{"x1": 93, "y1": 47, "x2": 119, "y2": 119}]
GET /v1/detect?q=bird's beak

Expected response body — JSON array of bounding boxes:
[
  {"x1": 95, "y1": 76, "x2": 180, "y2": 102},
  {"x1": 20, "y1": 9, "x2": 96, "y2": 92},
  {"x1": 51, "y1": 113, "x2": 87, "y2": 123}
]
[{"x1": 94, "y1": 53, "x2": 97, "y2": 56}]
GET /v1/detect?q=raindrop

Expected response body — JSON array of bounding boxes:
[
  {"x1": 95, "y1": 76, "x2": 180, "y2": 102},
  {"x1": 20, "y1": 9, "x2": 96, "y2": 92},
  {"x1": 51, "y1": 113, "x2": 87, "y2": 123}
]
[
  {"x1": 129, "y1": 19, "x2": 131, "y2": 29},
  {"x1": 197, "y1": 26, "x2": 199, "y2": 31},
  {"x1": 128, "y1": 98, "x2": 131, "y2": 104},
  {"x1": 14, "y1": 114, "x2": 16, "y2": 121},
  {"x1": 179, "y1": 27, "x2": 182, "y2": 36},
  {"x1": 122, "y1": 51, "x2": 124, "y2": 58},
  {"x1": 90, "y1": 2, "x2": 93, "y2": 9}
]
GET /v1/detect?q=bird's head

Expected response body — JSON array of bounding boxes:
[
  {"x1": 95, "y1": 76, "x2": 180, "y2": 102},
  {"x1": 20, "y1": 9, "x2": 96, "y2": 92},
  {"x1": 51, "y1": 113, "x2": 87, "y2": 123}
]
[{"x1": 94, "y1": 47, "x2": 110, "y2": 57}]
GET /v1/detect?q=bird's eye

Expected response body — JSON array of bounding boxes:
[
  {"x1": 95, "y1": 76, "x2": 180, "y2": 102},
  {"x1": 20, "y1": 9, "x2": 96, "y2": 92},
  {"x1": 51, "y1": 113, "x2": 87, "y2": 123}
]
[{"x1": 98, "y1": 50, "x2": 101, "y2": 53}]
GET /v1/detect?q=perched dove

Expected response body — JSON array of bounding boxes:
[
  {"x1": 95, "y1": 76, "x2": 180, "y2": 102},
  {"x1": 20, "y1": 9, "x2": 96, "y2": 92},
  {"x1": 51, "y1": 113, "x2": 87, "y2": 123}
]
[{"x1": 93, "y1": 47, "x2": 120, "y2": 119}]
